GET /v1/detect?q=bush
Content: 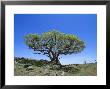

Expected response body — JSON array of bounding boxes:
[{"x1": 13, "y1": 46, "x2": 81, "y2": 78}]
[
  {"x1": 23, "y1": 64, "x2": 31, "y2": 68},
  {"x1": 60, "y1": 65, "x2": 80, "y2": 73},
  {"x1": 14, "y1": 57, "x2": 49, "y2": 67}
]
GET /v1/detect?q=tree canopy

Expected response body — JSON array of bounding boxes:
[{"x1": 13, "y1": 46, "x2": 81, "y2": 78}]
[{"x1": 24, "y1": 30, "x2": 85, "y2": 65}]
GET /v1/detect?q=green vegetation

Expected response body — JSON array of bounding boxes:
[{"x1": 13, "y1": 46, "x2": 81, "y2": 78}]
[
  {"x1": 14, "y1": 57, "x2": 97, "y2": 76},
  {"x1": 24, "y1": 30, "x2": 85, "y2": 65}
]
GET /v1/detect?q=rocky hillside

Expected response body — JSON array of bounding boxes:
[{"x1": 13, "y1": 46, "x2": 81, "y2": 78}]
[{"x1": 14, "y1": 57, "x2": 97, "y2": 76}]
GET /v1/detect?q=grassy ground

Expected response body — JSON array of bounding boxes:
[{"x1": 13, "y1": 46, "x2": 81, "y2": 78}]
[{"x1": 14, "y1": 57, "x2": 97, "y2": 76}]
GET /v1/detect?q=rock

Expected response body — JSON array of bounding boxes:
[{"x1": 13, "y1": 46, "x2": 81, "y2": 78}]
[
  {"x1": 43, "y1": 64, "x2": 61, "y2": 70},
  {"x1": 26, "y1": 66, "x2": 34, "y2": 71},
  {"x1": 51, "y1": 65, "x2": 61, "y2": 70},
  {"x1": 43, "y1": 69, "x2": 48, "y2": 75},
  {"x1": 61, "y1": 71, "x2": 65, "y2": 76}
]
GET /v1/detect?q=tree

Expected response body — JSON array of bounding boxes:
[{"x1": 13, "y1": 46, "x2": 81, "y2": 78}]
[{"x1": 24, "y1": 30, "x2": 85, "y2": 65}]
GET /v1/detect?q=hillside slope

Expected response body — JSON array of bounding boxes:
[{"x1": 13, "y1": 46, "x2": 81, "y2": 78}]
[{"x1": 14, "y1": 57, "x2": 97, "y2": 76}]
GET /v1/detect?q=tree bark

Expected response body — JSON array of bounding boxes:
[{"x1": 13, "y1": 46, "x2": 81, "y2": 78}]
[
  {"x1": 50, "y1": 53, "x2": 61, "y2": 65},
  {"x1": 48, "y1": 48, "x2": 61, "y2": 65}
]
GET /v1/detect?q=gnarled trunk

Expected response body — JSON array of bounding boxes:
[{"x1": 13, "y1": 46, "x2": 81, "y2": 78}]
[
  {"x1": 50, "y1": 58, "x2": 61, "y2": 65},
  {"x1": 50, "y1": 53, "x2": 61, "y2": 65}
]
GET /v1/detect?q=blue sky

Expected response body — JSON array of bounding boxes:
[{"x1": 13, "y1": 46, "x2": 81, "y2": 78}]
[{"x1": 14, "y1": 14, "x2": 97, "y2": 64}]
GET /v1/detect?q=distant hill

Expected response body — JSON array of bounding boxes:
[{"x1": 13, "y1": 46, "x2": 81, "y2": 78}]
[{"x1": 14, "y1": 57, "x2": 97, "y2": 76}]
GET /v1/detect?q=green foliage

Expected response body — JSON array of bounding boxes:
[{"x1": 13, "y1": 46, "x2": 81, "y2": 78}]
[{"x1": 24, "y1": 30, "x2": 85, "y2": 62}]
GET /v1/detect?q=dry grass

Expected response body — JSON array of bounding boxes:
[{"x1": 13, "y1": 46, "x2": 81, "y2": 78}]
[{"x1": 14, "y1": 60, "x2": 97, "y2": 76}]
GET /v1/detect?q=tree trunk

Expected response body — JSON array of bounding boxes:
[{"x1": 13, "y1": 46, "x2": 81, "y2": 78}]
[
  {"x1": 50, "y1": 54, "x2": 61, "y2": 65},
  {"x1": 48, "y1": 50, "x2": 61, "y2": 65}
]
